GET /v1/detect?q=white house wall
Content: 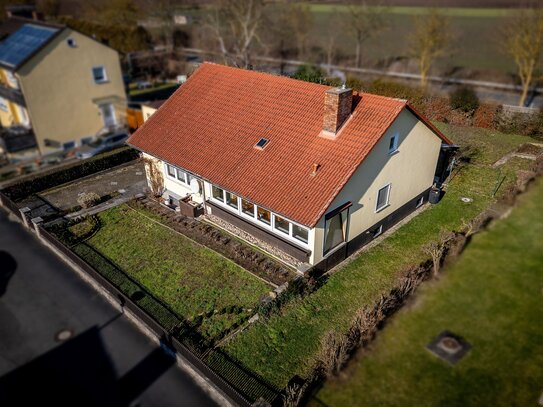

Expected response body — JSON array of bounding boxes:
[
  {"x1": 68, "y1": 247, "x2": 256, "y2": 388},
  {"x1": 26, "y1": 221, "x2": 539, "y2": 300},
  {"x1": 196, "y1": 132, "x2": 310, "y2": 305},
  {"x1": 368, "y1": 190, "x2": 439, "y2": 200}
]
[{"x1": 311, "y1": 109, "x2": 442, "y2": 265}]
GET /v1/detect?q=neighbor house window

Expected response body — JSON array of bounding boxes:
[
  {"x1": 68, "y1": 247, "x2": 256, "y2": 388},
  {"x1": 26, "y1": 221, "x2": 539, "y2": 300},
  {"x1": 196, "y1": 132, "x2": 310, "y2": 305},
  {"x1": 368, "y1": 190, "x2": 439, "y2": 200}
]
[
  {"x1": 176, "y1": 168, "x2": 187, "y2": 183},
  {"x1": 257, "y1": 206, "x2": 271, "y2": 225},
  {"x1": 67, "y1": 38, "x2": 77, "y2": 47},
  {"x1": 241, "y1": 199, "x2": 254, "y2": 217},
  {"x1": 226, "y1": 191, "x2": 238, "y2": 209},
  {"x1": 274, "y1": 215, "x2": 290, "y2": 235},
  {"x1": 92, "y1": 66, "x2": 107, "y2": 83},
  {"x1": 324, "y1": 206, "x2": 349, "y2": 254},
  {"x1": 166, "y1": 164, "x2": 175, "y2": 177},
  {"x1": 389, "y1": 133, "x2": 399, "y2": 154},
  {"x1": 212, "y1": 185, "x2": 224, "y2": 202},
  {"x1": 376, "y1": 184, "x2": 391, "y2": 212},
  {"x1": 293, "y1": 224, "x2": 309, "y2": 244}
]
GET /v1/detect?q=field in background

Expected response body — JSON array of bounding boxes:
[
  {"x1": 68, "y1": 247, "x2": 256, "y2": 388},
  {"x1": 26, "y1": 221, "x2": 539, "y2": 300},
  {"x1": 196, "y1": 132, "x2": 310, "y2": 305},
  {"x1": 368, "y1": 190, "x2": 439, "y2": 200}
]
[{"x1": 316, "y1": 177, "x2": 543, "y2": 407}]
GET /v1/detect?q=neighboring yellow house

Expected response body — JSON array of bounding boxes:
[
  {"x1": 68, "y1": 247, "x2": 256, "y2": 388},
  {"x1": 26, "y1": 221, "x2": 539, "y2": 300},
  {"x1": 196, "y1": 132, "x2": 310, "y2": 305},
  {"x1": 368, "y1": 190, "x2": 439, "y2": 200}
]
[{"x1": 0, "y1": 20, "x2": 127, "y2": 155}]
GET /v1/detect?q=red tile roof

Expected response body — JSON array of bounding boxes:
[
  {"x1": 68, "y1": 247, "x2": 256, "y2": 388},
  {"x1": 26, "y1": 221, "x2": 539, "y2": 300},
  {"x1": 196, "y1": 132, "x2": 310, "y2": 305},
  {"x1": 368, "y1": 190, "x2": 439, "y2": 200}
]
[{"x1": 128, "y1": 62, "x2": 450, "y2": 228}]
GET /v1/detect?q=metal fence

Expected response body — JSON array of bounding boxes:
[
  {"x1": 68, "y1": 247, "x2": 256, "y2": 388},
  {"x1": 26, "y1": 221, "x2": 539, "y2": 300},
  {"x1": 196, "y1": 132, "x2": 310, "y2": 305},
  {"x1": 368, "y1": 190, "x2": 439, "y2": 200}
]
[{"x1": 38, "y1": 225, "x2": 281, "y2": 406}]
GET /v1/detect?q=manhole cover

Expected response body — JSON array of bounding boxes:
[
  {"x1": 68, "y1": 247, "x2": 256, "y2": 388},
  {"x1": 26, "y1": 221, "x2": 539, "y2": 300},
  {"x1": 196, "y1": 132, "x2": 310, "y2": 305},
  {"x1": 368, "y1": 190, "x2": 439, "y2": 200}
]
[
  {"x1": 55, "y1": 329, "x2": 74, "y2": 342},
  {"x1": 426, "y1": 331, "x2": 471, "y2": 364}
]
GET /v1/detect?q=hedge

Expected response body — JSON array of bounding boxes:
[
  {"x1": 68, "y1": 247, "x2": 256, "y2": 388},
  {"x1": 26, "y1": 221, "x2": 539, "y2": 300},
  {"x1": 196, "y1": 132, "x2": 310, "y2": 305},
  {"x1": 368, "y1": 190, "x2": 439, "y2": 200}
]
[{"x1": 2, "y1": 147, "x2": 140, "y2": 202}]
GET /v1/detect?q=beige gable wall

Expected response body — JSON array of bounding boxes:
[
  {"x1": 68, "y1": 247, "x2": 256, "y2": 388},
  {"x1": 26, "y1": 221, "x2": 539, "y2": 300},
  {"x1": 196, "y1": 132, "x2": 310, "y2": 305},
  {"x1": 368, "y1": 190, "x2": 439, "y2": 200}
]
[
  {"x1": 17, "y1": 28, "x2": 126, "y2": 153},
  {"x1": 311, "y1": 109, "x2": 442, "y2": 264}
]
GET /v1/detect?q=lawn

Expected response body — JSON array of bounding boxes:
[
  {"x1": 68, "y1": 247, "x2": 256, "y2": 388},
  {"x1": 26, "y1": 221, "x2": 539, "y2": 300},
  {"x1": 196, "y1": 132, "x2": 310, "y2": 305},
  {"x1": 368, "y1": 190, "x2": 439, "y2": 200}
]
[
  {"x1": 315, "y1": 177, "x2": 543, "y2": 407},
  {"x1": 85, "y1": 204, "x2": 271, "y2": 339},
  {"x1": 222, "y1": 125, "x2": 535, "y2": 388}
]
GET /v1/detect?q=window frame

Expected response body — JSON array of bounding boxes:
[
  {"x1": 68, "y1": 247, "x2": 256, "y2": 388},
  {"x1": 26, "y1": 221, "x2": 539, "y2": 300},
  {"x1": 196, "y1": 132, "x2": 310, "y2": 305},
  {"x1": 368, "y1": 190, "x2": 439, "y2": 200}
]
[
  {"x1": 273, "y1": 214, "x2": 290, "y2": 235},
  {"x1": 225, "y1": 191, "x2": 239, "y2": 209},
  {"x1": 375, "y1": 183, "x2": 391, "y2": 213},
  {"x1": 323, "y1": 205, "x2": 350, "y2": 256},
  {"x1": 256, "y1": 206, "x2": 271, "y2": 226},
  {"x1": 92, "y1": 65, "x2": 108, "y2": 84},
  {"x1": 211, "y1": 185, "x2": 225, "y2": 203},
  {"x1": 388, "y1": 133, "x2": 399, "y2": 154},
  {"x1": 241, "y1": 199, "x2": 255, "y2": 218},
  {"x1": 416, "y1": 195, "x2": 424, "y2": 208}
]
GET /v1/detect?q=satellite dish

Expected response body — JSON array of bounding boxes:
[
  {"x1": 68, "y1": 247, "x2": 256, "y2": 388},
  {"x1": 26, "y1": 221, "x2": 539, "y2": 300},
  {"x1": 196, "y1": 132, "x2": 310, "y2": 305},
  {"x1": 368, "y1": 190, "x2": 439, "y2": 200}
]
[{"x1": 190, "y1": 178, "x2": 200, "y2": 194}]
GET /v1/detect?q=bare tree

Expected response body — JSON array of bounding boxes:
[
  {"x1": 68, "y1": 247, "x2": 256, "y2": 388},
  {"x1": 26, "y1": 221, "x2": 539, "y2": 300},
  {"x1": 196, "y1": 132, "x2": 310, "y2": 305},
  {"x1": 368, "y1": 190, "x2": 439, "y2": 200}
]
[
  {"x1": 346, "y1": 1, "x2": 386, "y2": 68},
  {"x1": 320, "y1": 9, "x2": 343, "y2": 74},
  {"x1": 290, "y1": 3, "x2": 313, "y2": 60},
  {"x1": 422, "y1": 229, "x2": 454, "y2": 277},
  {"x1": 503, "y1": 7, "x2": 543, "y2": 107},
  {"x1": 409, "y1": 8, "x2": 451, "y2": 90},
  {"x1": 207, "y1": 0, "x2": 266, "y2": 68}
]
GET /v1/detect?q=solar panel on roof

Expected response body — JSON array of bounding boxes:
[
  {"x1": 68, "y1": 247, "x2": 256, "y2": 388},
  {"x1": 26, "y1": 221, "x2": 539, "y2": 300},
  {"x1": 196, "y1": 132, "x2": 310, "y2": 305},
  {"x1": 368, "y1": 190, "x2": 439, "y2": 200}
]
[{"x1": 0, "y1": 24, "x2": 59, "y2": 68}]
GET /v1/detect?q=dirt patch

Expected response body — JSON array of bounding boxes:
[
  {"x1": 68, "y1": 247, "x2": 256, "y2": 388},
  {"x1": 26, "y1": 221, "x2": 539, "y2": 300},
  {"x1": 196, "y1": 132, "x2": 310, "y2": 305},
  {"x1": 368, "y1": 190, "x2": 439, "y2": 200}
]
[
  {"x1": 129, "y1": 198, "x2": 296, "y2": 286},
  {"x1": 516, "y1": 143, "x2": 543, "y2": 156}
]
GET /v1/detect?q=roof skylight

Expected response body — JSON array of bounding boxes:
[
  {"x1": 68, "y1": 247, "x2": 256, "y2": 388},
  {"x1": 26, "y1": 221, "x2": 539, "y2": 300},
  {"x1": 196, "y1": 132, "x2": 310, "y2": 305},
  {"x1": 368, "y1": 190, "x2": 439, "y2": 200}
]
[{"x1": 255, "y1": 138, "x2": 269, "y2": 149}]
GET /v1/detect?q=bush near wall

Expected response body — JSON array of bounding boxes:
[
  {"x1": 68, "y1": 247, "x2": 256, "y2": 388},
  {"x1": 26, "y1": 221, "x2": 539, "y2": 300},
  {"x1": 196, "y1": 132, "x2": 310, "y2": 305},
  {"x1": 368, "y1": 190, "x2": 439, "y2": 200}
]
[{"x1": 2, "y1": 147, "x2": 140, "y2": 202}]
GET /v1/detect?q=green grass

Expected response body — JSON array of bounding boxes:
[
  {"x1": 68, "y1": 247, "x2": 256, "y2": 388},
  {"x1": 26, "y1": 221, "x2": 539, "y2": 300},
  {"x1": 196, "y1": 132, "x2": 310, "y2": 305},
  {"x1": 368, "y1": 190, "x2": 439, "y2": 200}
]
[
  {"x1": 128, "y1": 82, "x2": 178, "y2": 96},
  {"x1": 86, "y1": 204, "x2": 270, "y2": 339},
  {"x1": 223, "y1": 125, "x2": 535, "y2": 388},
  {"x1": 316, "y1": 177, "x2": 543, "y2": 407}
]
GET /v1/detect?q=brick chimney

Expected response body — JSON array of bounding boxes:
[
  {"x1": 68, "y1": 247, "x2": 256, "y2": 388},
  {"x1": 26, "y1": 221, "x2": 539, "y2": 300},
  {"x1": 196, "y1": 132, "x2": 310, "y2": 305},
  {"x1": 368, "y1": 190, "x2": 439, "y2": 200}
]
[{"x1": 323, "y1": 86, "x2": 353, "y2": 134}]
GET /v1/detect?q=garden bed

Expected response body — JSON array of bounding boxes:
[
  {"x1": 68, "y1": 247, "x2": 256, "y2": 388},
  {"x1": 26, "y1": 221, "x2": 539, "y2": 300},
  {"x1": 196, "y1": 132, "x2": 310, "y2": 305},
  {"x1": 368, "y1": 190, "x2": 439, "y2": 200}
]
[{"x1": 56, "y1": 204, "x2": 272, "y2": 343}]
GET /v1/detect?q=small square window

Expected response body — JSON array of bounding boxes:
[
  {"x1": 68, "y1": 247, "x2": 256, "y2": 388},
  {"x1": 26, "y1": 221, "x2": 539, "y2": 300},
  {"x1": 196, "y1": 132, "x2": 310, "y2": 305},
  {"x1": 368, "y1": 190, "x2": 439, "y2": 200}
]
[
  {"x1": 371, "y1": 225, "x2": 383, "y2": 238},
  {"x1": 389, "y1": 133, "x2": 399, "y2": 154},
  {"x1": 226, "y1": 191, "x2": 238, "y2": 209},
  {"x1": 255, "y1": 138, "x2": 269, "y2": 149},
  {"x1": 241, "y1": 199, "x2": 255, "y2": 217},
  {"x1": 92, "y1": 66, "x2": 107, "y2": 83},
  {"x1": 257, "y1": 206, "x2": 271, "y2": 225},
  {"x1": 293, "y1": 224, "x2": 308, "y2": 243},
  {"x1": 274, "y1": 215, "x2": 290, "y2": 234},
  {"x1": 212, "y1": 185, "x2": 224, "y2": 202},
  {"x1": 376, "y1": 184, "x2": 391, "y2": 212},
  {"x1": 167, "y1": 164, "x2": 175, "y2": 177},
  {"x1": 416, "y1": 196, "x2": 424, "y2": 208}
]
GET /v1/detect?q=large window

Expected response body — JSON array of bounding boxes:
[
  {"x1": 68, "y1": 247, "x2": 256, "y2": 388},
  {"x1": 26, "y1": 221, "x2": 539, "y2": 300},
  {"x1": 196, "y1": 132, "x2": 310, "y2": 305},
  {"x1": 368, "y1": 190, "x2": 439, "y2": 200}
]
[
  {"x1": 293, "y1": 224, "x2": 309, "y2": 244},
  {"x1": 257, "y1": 206, "x2": 271, "y2": 225},
  {"x1": 274, "y1": 215, "x2": 290, "y2": 235},
  {"x1": 241, "y1": 199, "x2": 255, "y2": 217},
  {"x1": 212, "y1": 185, "x2": 224, "y2": 202},
  {"x1": 376, "y1": 184, "x2": 391, "y2": 212},
  {"x1": 176, "y1": 168, "x2": 187, "y2": 183},
  {"x1": 226, "y1": 191, "x2": 238, "y2": 209},
  {"x1": 92, "y1": 66, "x2": 107, "y2": 83},
  {"x1": 324, "y1": 207, "x2": 349, "y2": 255}
]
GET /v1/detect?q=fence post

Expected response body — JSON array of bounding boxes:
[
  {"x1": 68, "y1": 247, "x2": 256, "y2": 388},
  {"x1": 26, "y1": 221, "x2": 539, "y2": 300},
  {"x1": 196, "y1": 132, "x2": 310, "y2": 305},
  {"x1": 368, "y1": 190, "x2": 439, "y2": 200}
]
[
  {"x1": 20, "y1": 207, "x2": 31, "y2": 228},
  {"x1": 31, "y1": 217, "x2": 43, "y2": 236}
]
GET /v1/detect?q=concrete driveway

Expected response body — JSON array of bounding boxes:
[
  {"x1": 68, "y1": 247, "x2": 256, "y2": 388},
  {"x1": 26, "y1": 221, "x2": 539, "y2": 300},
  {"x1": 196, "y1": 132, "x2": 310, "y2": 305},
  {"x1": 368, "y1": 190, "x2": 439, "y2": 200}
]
[{"x1": 0, "y1": 208, "x2": 218, "y2": 407}]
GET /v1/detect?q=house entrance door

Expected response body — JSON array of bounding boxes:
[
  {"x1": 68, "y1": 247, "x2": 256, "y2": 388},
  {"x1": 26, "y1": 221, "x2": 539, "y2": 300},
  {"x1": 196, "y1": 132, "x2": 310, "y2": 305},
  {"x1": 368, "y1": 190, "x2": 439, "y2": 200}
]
[{"x1": 100, "y1": 103, "x2": 117, "y2": 127}]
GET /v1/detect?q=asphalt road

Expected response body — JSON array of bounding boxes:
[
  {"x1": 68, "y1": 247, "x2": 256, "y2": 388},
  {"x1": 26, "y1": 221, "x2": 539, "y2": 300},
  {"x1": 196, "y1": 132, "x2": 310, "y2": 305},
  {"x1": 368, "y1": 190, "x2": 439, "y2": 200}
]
[{"x1": 0, "y1": 208, "x2": 217, "y2": 407}]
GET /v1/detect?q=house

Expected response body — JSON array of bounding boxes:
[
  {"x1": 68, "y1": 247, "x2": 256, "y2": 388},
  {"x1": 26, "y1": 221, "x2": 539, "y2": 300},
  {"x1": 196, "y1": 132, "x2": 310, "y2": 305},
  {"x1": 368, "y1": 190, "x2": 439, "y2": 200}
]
[
  {"x1": 141, "y1": 99, "x2": 166, "y2": 122},
  {"x1": 0, "y1": 17, "x2": 126, "y2": 156},
  {"x1": 127, "y1": 63, "x2": 453, "y2": 272}
]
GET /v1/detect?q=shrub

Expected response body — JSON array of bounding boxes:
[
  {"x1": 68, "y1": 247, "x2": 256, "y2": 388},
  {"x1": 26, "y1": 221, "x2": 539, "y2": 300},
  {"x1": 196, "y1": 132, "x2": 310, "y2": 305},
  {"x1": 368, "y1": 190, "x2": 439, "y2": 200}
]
[
  {"x1": 77, "y1": 192, "x2": 101, "y2": 209},
  {"x1": 450, "y1": 86, "x2": 479, "y2": 112},
  {"x1": 292, "y1": 64, "x2": 326, "y2": 84},
  {"x1": 473, "y1": 103, "x2": 499, "y2": 129},
  {"x1": 367, "y1": 79, "x2": 426, "y2": 109}
]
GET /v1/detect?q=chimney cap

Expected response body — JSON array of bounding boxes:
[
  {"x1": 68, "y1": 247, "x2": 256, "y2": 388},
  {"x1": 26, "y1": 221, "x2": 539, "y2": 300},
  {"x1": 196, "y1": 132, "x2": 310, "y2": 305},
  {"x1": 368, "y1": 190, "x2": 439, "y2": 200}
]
[{"x1": 325, "y1": 86, "x2": 352, "y2": 96}]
